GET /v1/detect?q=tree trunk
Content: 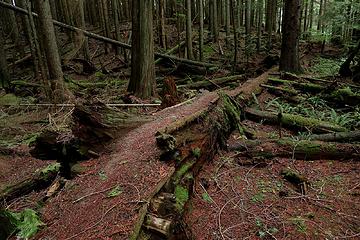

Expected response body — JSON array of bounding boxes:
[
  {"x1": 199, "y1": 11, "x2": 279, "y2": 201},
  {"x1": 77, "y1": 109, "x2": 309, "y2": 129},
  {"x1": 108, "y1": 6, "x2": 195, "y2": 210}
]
[
  {"x1": 279, "y1": 0, "x2": 301, "y2": 73},
  {"x1": 159, "y1": 0, "x2": 167, "y2": 49},
  {"x1": 78, "y1": 0, "x2": 90, "y2": 61},
  {"x1": 256, "y1": 0, "x2": 263, "y2": 52},
  {"x1": 225, "y1": 0, "x2": 230, "y2": 46},
  {"x1": 34, "y1": 0, "x2": 68, "y2": 102},
  {"x1": 185, "y1": 0, "x2": 194, "y2": 59},
  {"x1": 198, "y1": 0, "x2": 204, "y2": 61},
  {"x1": 128, "y1": 0, "x2": 156, "y2": 98},
  {"x1": 112, "y1": 0, "x2": 122, "y2": 55},
  {"x1": 0, "y1": 26, "x2": 11, "y2": 92}
]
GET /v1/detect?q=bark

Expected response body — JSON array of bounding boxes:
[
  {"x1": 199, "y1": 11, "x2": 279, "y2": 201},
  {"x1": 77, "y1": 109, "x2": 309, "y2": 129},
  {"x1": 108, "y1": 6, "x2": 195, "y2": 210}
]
[
  {"x1": 159, "y1": 0, "x2": 167, "y2": 49},
  {"x1": 245, "y1": 108, "x2": 347, "y2": 133},
  {"x1": 304, "y1": 130, "x2": 360, "y2": 143},
  {"x1": 257, "y1": 0, "x2": 263, "y2": 52},
  {"x1": 268, "y1": 77, "x2": 324, "y2": 93},
  {"x1": 128, "y1": 0, "x2": 156, "y2": 98},
  {"x1": 279, "y1": 0, "x2": 301, "y2": 73},
  {"x1": 228, "y1": 139, "x2": 360, "y2": 160},
  {"x1": 78, "y1": 0, "x2": 90, "y2": 61},
  {"x1": 34, "y1": 0, "x2": 68, "y2": 102},
  {"x1": 198, "y1": 0, "x2": 204, "y2": 61},
  {"x1": 0, "y1": 26, "x2": 11, "y2": 91},
  {"x1": 225, "y1": 0, "x2": 230, "y2": 46},
  {"x1": 339, "y1": 40, "x2": 360, "y2": 77},
  {"x1": 112, "y1": 0, "x2": 122, "y2": 55},
  {"x1": 231, "y1": 0, "x2": 238, "y2": 73},
  {"x1": 185, "y1": 0, "x2": 194, "y2": 59},
  {"x1": 2, "y1": 0, "x2": 19, "y2": 44}
]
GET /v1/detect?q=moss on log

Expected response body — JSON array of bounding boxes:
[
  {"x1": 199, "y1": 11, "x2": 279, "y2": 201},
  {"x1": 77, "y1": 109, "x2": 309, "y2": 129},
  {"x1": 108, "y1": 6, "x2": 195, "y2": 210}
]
[
  {"x1": 304, "y1": 130, "x2": 360, "y2": 142},
  {"x1": 268, "y1": 77, "x2": 325, "y2": 93},
  {"x1": 229, "y1": 139, "x2": 360, "y2": 160},
  {"x1": 245, "y1": 108, "x2": 347, "y2": 133}
]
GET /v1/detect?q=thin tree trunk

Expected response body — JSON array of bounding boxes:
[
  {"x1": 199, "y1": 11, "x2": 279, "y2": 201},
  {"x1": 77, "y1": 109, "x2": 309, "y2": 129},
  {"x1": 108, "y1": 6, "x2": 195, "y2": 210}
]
[
  {"x1": 112, "y1": 0, "x2": 122, "y2": 55},
  {"x1": 231, "y1": 0, "x2": 238, "y2": 73},
  {"x1": 78, "y1": 0, "x2": 90, "y2": 61},
  {"x1": 0, "y1": 26, "x2": 11, "y2": 91},
  {"x1": 159, "y1": 0, "x2": 167, "y2": 49},
  {"x1": 225, "y1": 0, "x2": 230, "y2": 46},
  {"x1": 198, "y1": 0, "x2": 204, "y2": 61},
  {"x1": 257, "y1": 0, "x2": 263, "y2": 52},
  {"x1": 185, "y1": 0, "x2": 194, "y2": 59}
]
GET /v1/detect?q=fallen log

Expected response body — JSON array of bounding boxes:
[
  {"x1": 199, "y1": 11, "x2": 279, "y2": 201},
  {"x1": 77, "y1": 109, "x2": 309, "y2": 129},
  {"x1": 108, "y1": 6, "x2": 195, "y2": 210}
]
[
  {"x1": 0, "y1": 164, "x2": 60, "y2": 205},
  {"x1": 260, "y1": 84, "x2": 298, "y2": 96},
  {"x1": 0, "y1": 1, "x2": 217, "y2": 69},
  {"x1": 303, "y1": 130, "x2": 360, "y2": 142},
  {"x1": 178, "y1": 74, "x2": 246, "y2": 89},
  {"x1": 268, "y1": 77, "x2": 325, "y2": 93},
  {"x1": 245, "y1": 108, "x2": 347, "y2": 133},
  {"x1": 155, "y1": 41, "x2": 186, "y2": 65},
  {"x1": 228, "y1": 139, "x2": 360, "y2": 160}
]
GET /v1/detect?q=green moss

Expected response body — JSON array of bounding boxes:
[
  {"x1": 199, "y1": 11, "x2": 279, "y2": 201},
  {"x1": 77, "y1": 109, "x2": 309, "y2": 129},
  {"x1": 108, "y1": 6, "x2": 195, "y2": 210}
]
[
  {"x1": 174, "y1": 185, "x2": 189, "y2": 211},
  {"x1": 39, "y1": 163, "x2": 60, "y2": 176},
  {"x1": 192, "y1": 148, "x2": 201, "y2": 158},
  {"x1": 0, "y1": 94, "x2": 20, "y2": 105},
  {"x1": 1, "y1": 209, "x2": 44, "y2": 239}
]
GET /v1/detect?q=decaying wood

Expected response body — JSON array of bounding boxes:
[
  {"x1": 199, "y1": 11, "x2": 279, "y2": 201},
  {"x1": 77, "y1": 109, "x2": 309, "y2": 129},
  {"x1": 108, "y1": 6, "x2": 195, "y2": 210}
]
[
  {"x1": 228, "y1": 139, "x2": 360, "y2": 160},
  {"x1": 268, "y1": 77, "x2": 325, "y2": 93},
  {"x1": 155, "y1": 41, "x2": 186, "y2": 64},
  {"x1": 245, "y1": 108, "x2": 347, "y2": 133},
  {"x1": 0, "y1": 164, "x2": 59, "y2": 205},
  {"x1": 0, "y1": 1, "x2": 217, "y2": 69},
  {"x1": 144, "y1": 214, "x2": 172, "y2": 237}
]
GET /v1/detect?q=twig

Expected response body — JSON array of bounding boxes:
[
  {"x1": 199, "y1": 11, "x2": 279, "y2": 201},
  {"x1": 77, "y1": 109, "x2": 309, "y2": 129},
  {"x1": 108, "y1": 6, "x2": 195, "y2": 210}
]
[{"x1": 72, "y1": 186, "x2": 115, "y2": 203}]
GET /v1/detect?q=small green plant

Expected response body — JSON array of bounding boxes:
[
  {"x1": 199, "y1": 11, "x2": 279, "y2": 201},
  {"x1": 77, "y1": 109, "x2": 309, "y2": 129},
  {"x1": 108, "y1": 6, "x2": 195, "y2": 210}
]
[
  {"x1": 107, "y1": 186, "x2": 123, "y2": 198},
  {"x1": 290, "y1": 216, "x2": 307, "y2": 234},
  {"x1": 174, "y1": 185, "x2": 189, "y2": 211},
  {"x1": 192, "y1": 148, "x2": 201, "y2": 158},
  {"x1": 201, "y1": 192, "x2": 212, "y2": 203},
  {"x1": 255, "y1": 218, "x2": 279, "y2": 238},
  {"x1": 98, "y1": 171, "x2": 107, "y2": 181},
  {"x1": 251, "y1": 192, "x2": 265, "y2": 203},
  {"x1": 40, "y1": 163, "x2": 60, "y2": 176},
  {"x1": 2, "y1": 208, "x2": 44, "y2": 239}
]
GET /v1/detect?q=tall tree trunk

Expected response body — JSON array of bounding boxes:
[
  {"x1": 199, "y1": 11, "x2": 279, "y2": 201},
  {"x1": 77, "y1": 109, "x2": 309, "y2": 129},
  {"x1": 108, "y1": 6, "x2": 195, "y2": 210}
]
[
  {"x1": 113, "y1": 0, "x2": 122, "y2": 55},
  {"x1": 317, "y1": 0, "x2": 323, "y2": 31},
  {"x1": 257, "y1": 0, "x2": 263, "y2": 52},
  {"x1": 77, "y1": 0, "x2": 90, "y2": 61},
  {"x1": 245, "y1": 0, "x2": 251, "y2": 34},
  {"x1": 3, "y1": 0, "x2": 20, "y2": 44},
  {"x1": 279, "y1": 0, "x2": 301, "y2": 73},
  {"x1": 159, "y1": 0, "x2": 167, "y2": 49},
  {"x1": 128, "y1": 0, "x2": 156, "y2": 98},
  {"x1": 185, "y1": 0, "x2": 194, "y2": 59},
  {"x1": 309, "y1": 0, "x2": 314, "y2": 30},
  {"x1": 198, "y1": 0, "x2": 204, "y2": 61},
  {"x1": 0, "y1": 26, "x2": 11, "y2": 92},
  {"x1": 34, "y1": 0, "x2": 68, "y2": 102},
  {"x1": 231, "y1": 0, "x2": 238, "y2": 73},
  {"x1": 225, "y1": 0, "x2": 230, "y2": 46}
]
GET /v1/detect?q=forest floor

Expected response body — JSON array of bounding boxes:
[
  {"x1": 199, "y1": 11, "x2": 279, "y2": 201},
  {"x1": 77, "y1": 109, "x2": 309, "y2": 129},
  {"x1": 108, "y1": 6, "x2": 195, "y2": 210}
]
[{"x1": 1, "y1": 32, "x2": 360, "y2": 240}]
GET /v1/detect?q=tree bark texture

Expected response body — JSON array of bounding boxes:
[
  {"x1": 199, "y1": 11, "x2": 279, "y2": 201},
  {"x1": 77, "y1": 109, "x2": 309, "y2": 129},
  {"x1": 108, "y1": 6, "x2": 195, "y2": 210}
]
[{"x1": 279, "y1": 0, "x2": 301, "y2": 73}]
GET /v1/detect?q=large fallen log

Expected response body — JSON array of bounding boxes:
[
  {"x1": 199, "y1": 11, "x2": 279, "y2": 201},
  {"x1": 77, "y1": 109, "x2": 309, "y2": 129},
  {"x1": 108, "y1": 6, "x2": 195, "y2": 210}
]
[
  {"x1": 245, "y1": 108, "x2": 347, "y2": 133},
  {"x1": 303, "y1": 130, "x2": 360, "y2": 142},
  {"x1": 228, "y1": 139, "x2": 360, "y2": 160},
  {"x1": 0, "y1": 1, "x2": 217, "y2": 68}
]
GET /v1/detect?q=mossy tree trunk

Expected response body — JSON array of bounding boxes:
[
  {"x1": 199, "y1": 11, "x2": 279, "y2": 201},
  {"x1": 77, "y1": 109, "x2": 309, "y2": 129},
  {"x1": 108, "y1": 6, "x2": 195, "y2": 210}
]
[{"x1": 128, "y1": 0, "x2": 156, "y2": 98}]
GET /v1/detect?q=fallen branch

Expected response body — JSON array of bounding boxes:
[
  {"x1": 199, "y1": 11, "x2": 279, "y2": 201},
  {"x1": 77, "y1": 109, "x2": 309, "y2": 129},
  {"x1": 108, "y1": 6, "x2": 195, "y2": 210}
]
[{"x1": 245, "y1": 108, "x2": 347, "y2": 133}]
